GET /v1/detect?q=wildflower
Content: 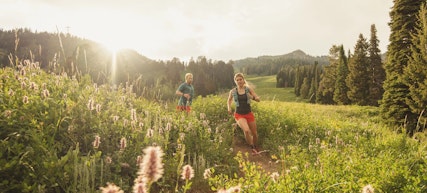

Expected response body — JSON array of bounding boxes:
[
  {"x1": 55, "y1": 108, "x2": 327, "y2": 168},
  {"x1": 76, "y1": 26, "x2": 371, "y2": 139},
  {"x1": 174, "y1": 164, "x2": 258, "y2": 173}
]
[
  {"x1": 22, "y1": 96, "x2": 29, "y2": 104},
  {"x1": 203, "y1": 120, "x2": 209, "y2": 128},
  {"x1": 226, "y1": 185, "x2": 241, "y2": 192},
  {"x1": 315, "y1": 138, "x2": 320, "y2": 144},
  {"x1": 21, "y1": 81, "x2": 26, "y2": 89},
  {"x1": 166, "y1": 122, "x2": 171, "y2": 131},
  {"x1": 203, "y1": 168, "x2": 212, "y2": 179},
  {"x1": 93, "y1": 135, "x2": 101, "y2": 149},
  {"x1": 132, "y1": 180, "x2": 147, "y2": 193},
  {"x1": 131, "y1": 121, "x2": 137, "y2": 129},
  {"x1": 20, "y1": 68, "x2": 26, "y2": 76},
  {"x1": 120, "y1": 137, "x2": 127, "y2": 151},
  {"x1": 270, "y1": 172, "x2": 280, "y2": 183},
  {"x1": 42, "y1": 89, "x2": 50, "y2": 98},
  {"x1": 100, "y1": 183, "x2": 124, "y2": 193},
  {"x1": 181, "y1": 164, "x2": 195, "y2": 180},
  {"x1": 94, "y1": 104, "x2": 101, "y2": 113},
  {"x1": 87, "y1": 99, "x2": 94, "y2": 110},
  {"x1": 362, "y1": 184, "x2": 374, "y2": 193},
  {"x1": 67, "y1": 125, "x2": 74, "y2": 132},
  {"x1": 113, "y1": 115, "x2": 120, "y2": 123},
  {"x1": 138, "y1": 146, "x2": 164, "y2": 184},
  {"x1": 136, "y1": 155, "x2": 142, "y2": 166},
  {"x1": 146, "y1": 128, "x2": 154, "y2": 138},
  {"x1": 123, "y1": 119, "x2": 129, "y2": 127},
  {"x1": 179, "y1": 133, "x2": 185, "y2": 140},
  {"x1": 30, "y1": 82, "x2": 36, "y2": 90},
  {"x1": 105, "y1": 156, "x2": 112, "y2": 164},
  {"x1": 200, "y1": 112, "x2": 206, "y2": 120},
  {"x1": 131, "y1": 108, "x2": 137, "y2": 121},
  {"x1": 8, "y1": 89, "x2": 14, "y2": 96},
  {"x1": 4, "y1": 110, "x2": 12, "y2": 118}
]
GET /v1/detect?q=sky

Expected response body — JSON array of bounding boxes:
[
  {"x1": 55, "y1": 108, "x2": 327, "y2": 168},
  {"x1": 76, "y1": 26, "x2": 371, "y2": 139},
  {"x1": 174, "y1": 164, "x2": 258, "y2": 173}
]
[{"x1": 1, "y1": 0, "x2": 393, "y2": 62}]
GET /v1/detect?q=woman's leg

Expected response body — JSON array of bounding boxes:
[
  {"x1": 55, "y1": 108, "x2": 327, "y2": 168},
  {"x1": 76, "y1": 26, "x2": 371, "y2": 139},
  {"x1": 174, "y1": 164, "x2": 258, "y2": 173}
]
[
  {"x1": 237, "y1": 118, "x2": 253, "y2": 146},
  {"x1": 248, "y1": 121, "x2": 258, "y2": 147}
]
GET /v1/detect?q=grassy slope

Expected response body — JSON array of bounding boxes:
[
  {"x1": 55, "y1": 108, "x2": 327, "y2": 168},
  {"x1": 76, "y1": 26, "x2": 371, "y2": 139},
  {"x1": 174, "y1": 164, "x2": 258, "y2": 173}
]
[{"x1": 246, "y1": 75, "x2": 307, "y2": 102}]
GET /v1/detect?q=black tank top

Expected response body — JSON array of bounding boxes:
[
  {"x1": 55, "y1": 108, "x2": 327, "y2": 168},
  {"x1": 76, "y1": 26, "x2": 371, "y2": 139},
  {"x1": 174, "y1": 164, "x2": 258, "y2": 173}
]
[{"x1": 236, "y1": 91, "x2": 251, "y2": 114}]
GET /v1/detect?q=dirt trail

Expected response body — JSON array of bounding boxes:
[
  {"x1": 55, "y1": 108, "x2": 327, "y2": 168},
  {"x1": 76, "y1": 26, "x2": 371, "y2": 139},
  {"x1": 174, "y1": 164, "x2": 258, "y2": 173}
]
[{"x1": 231, "y1": 135, "x2": 282, "y2": 174}]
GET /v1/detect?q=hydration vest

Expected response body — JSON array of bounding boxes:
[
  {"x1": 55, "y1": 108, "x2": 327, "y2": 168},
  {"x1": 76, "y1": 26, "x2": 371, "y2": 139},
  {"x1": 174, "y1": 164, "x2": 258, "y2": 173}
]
[{"x1": 232, "y1": 86, "x2": 251, "y2": 107}]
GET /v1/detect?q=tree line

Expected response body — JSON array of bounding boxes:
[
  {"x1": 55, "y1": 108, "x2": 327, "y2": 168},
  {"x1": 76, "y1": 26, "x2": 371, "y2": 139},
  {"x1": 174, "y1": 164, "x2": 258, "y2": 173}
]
[
  {"x1": 276, "y1": 25, "x2": 385, "y2": 106},
  {"x1": 0, "y1": 28, "x2": 234, "y2": 101},
  {"x1": 280, "y1": 1, "x2": 427, "y2": 135}
]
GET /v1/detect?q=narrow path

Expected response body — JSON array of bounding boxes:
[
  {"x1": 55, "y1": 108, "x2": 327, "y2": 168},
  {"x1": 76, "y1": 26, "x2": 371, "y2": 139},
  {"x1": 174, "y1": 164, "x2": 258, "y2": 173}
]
[{"x1": 231, "y1": 135, "x2": 282, "y2": 174}]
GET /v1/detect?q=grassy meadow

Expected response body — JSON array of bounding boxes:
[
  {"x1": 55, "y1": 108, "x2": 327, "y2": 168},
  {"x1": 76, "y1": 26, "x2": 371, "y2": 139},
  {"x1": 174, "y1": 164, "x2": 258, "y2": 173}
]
[
  {"x1": 1, "y1": 63, "x2": 427, "y2": 193},
  {"x1": 245, "y1": 75, "x2": 306, "y2": 102}
]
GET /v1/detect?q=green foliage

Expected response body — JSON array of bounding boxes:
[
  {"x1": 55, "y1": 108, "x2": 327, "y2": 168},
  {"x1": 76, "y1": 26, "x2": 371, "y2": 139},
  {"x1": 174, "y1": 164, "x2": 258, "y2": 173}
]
[
  {"x1": 346, "y1": 34, "x2": 370, "y2": 105},
  {"x1": 380, "y1": 0, "x2": 424, "y2": 133},
  {"x1": 402, "y1": 3, "x2": 427, "y2": 133},
  {"x1": 333, "y1": 45, "x2": 350, "y2": 105},
  {"x1": 1, "y1": 60, "x2": 427, "y2": 192},
  {"x1": 208, "y1": 100, "x2": 427, "y2": 192},
  {"x1": 368, "y1": 24, "x2": 386, "y2": 106},
  {"x1": 0, "y1": 62, "x2": 238, "y2": 192}
]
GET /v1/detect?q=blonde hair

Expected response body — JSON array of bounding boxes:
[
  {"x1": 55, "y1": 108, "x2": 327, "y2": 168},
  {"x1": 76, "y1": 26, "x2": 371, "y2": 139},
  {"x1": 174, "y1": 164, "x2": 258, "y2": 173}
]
[
  {"x1": 185, "y1": 73, "x2": 193, "y2": 80},
  {"x1": 234, "y1": 73, "x2": 248, "y2": 86}
]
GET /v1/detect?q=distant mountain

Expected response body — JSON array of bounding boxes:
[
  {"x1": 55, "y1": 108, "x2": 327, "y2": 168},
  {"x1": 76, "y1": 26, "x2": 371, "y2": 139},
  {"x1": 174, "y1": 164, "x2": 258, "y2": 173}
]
[{"x1": 233, "y1": 49, "x2": 329, "y2": 75}]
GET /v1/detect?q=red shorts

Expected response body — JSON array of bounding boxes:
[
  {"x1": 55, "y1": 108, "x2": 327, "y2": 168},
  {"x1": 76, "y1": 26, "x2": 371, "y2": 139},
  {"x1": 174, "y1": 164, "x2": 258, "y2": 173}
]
[
  {"x1": 176, "y1": 106, "x2": 191, "y2": 112},
  {"x1": 234, "y1": 112, "x2": 255, "y2": 123}
]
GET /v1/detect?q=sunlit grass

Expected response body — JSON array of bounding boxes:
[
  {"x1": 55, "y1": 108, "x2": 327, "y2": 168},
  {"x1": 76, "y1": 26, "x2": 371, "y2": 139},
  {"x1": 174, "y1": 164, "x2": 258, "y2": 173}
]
[{"x1": 246, "y1": 75, "x2": 308, "y2": 102}]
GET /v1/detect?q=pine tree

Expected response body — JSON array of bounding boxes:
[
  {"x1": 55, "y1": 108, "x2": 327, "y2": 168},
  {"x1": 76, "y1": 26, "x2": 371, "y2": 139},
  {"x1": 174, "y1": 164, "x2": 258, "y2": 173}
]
[
  {"x1": 380, "y1": 0, "x2": 423, "y2": 133},
  {"x1": 333, "y1": 45, "x2": 350, "y2": 105},
  {"x1": 316, "y1": 45, "x2": 340, "y2": 104},
  {"x1": 300, "y1": 77, "x2": 310, "y2": 99},
  {"x1": 402, "y1": 3, "x2": 427, "y2": 133},
  {"x1": 294, "y1": 66, "x2": 301, "y2": 96},
  {"x1": 368, "y1": 24, "x2": 386, "y2": 106},
  {"x1": 347, "y1": 34, "x2": 370, "y2": 105},
  {"x1": 309, "y1": 61, "x2": 320, "y2": 103}
]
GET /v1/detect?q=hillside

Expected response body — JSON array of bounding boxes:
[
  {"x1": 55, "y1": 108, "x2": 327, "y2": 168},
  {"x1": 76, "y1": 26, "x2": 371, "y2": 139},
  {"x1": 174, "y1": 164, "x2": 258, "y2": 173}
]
[{"x1": 233, "y1": 49, "x2": 329, "y2": 75}]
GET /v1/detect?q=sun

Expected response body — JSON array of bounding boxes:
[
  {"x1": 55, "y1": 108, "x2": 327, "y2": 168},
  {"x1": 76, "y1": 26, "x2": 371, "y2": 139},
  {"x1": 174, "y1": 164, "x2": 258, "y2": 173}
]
[{"x1": 99, "y1": 37, "x2": 130, "y2": 53}]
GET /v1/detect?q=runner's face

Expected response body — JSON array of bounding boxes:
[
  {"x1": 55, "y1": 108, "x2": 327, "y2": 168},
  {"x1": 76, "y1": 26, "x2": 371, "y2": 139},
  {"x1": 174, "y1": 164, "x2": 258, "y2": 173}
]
[
  {"x1": 186, "y1": 76, "x2": 193, "y2": 84},
  {"x1": 235, "y1": 77, "x2": 244, "y2": 87}
]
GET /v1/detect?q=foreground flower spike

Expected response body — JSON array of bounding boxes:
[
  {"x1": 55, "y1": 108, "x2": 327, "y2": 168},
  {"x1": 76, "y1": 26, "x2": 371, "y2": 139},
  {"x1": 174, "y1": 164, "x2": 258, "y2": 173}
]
[
  {"x1": 203, "y1": 168, "x2": 212, "y2": 179},
  {"x1": 138, "y1": 146, "x2": 164, "y2": 184},
  {"x1": 93, "y1": 135, "x2": 101, "y2": 149},
  {"x1": 132, "y1": 176, "x2": 147, "y2": 193},
  {"x1": 226, "y1": 185, "x2": 241, "y2": 192},
  {"x1": 270, "y1": 172, "x2": 280, "y2": 183},
  {"x1": 181, "y1": 164, "x2": 195, "y2": 180},
  {"x1": 362, "y1": 184, "x2": 374, "y2": 193},
  {"x1": 100, "y1": 183, "x2": 124, "y2": 193},
  {"x1": 120, "y1": 137, "x2": 127, "y2": 151}
]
